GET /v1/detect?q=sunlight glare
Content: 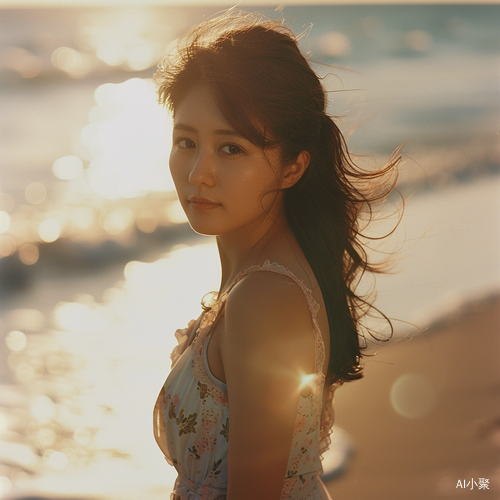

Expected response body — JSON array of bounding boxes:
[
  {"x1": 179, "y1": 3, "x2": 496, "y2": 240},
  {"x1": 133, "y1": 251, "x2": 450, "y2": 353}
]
[
  {"x1": 82, "y1": 78, "x2": 172, "y2": 199},
  {"x1": 54, "y1": 302, "x2": 114, "y2": 334}
]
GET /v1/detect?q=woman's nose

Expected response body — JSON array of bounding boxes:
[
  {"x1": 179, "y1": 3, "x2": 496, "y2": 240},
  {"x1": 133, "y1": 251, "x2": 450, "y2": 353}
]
[{"x1": 188, "y1": 149, "x2": 216, "y2": 186}]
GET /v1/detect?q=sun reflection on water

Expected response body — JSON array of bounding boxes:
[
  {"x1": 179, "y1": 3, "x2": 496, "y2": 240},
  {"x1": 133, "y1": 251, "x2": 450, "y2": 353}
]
[{"x1": 2, "y1": 241, "x2": 220, "y2": 498}]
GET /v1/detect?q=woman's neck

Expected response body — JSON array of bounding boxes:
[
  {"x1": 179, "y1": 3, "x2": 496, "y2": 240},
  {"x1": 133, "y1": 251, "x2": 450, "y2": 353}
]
[{"x1": 215, "y1": 209, "x2": 293, "y2": 295}]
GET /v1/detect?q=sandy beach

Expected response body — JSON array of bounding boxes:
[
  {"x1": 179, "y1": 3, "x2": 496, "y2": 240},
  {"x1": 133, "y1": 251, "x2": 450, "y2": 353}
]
[{"x1": 325, "y1": 298, "x2": 500, "y2": 499}]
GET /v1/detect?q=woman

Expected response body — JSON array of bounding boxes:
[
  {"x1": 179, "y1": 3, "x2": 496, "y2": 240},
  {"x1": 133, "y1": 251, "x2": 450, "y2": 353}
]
[{"x1": 153, "y1": 9, "x2": 400, "y2": 500}]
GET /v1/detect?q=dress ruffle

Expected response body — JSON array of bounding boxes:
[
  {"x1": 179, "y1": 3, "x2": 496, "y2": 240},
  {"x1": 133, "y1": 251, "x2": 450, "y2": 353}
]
[
  {"x1": 319, "y1": 380, "x2": 343, "y2": 458},
  {"x1": 170, "y1": 319, "x2": 198, "y2": 368}
]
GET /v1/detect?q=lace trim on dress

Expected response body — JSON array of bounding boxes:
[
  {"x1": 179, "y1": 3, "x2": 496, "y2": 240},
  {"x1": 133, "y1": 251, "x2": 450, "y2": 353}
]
[{"x1": 319, "y1": 380, "x2": 343, "y2": 457}]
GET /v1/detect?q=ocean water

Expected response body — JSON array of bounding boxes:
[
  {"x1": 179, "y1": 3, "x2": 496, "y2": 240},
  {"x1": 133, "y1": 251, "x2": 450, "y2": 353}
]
[{"x1": 0, "y1": 4, "x2": 499, "y2": 499}]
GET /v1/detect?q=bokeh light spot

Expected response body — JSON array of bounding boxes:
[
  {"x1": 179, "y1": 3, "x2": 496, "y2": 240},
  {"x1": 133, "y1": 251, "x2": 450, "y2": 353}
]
[
  {"x1": 18, "y1": 243, "x2": 39, "y2": 265},
  {"x1": 102, "y1": 208, "x2": 134, "y2": 235},
  {"x1": 390, "y1": 373, "x2": 437, "y2": 419},
  {"x1": 126, "y1": 45, "x2": 156, "y2": 71},
  {"x1": 25, "y1": 182, "x2": 46, "y2": 205},
  {"x1": 96, "y1": 43, "x2": 126, "y2": 67},
  {"x1": 51, "y1": 46, "x2": 81, "y2": 73},
  {"x1": 404, "y1": 30, "x2": 433, "y2": 53},
  {"x1": 54, "y1": 301, "x2": 113, "y2": 334},
  {"x1": 136, "y1": 210, "x2": 158, "y2": 233},
  {"x1": 30, "y1": 395, "x2": 56, "y2": 425},
  {"x1": 44, "y1": 449, "x2": 69, "y2": 470},
  {"x1": 5, "y1": 330, "x2": 27, "y2": 352},
  {"x1": 39, "y1": 218, "x2": 62, "y2": 243},
  {"x1": 318, "y1": 31, "x2": 351, "y2": 58},
  {"x1": 52, "y1": 155, "x2": 84, "y2": 180}
]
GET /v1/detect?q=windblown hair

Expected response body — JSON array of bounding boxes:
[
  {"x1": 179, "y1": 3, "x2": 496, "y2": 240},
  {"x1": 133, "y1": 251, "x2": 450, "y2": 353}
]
[{"x1": 154, "y1": 9, "x2": 402, "y2": 386}]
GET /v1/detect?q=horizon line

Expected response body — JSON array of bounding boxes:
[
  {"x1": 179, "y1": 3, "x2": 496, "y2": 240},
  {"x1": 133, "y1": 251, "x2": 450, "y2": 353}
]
[{"x1": 0, "y1": 0, "x2": 497, "y2": 8}]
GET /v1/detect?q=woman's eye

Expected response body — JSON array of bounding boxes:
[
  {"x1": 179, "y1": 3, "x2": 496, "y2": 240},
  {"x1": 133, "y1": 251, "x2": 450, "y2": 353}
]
[
  {"x1": 174, "y1": 138, "x2": 195, "y2": 149},
  {"x1": 220, "y1": 144, "x2": 243, "y2": 156}
]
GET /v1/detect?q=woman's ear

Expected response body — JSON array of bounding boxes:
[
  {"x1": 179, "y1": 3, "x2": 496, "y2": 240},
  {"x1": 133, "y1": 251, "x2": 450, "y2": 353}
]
[{"x1": 281, "y1": 151, "x2": 310, "y2": 189}]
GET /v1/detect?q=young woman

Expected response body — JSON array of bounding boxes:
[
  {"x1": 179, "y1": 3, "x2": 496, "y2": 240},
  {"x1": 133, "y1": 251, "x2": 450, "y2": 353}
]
[{"x1": 153, "y1": 9, "x2": 400, "y2": 500}]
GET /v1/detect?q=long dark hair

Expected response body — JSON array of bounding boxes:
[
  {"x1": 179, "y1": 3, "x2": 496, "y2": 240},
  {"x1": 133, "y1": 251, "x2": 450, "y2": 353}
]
[{"x1": 154, "y1": 9, "x2": 402, "y2": 386}]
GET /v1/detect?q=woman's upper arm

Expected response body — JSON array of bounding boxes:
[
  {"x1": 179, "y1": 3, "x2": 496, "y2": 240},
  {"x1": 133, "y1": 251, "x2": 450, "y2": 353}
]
[{"x1": 221, "y1": 272, "x2": 316, "y2": 500}]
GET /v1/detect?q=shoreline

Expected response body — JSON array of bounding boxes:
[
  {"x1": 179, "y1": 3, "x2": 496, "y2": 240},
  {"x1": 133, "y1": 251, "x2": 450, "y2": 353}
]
[{"x1": 327, "y1": 297, "x2": 500, "y2": 499}]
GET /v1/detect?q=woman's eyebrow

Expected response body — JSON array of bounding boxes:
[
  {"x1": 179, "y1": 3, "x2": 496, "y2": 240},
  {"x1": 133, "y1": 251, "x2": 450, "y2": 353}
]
[
  {"x1": 214, "y1": 129, "x2": 244, "y2": 138},
  {"x1": 173, "y1": 123, "x2": 197, "y2": 133},
  {"x1": 173, "y1": 123, "x2": 244, "y2": 138}
]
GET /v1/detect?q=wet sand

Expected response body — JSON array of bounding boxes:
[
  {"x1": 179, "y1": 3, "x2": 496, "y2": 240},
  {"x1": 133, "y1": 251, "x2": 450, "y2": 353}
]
[{"x1": 326, "y1": 298, "x2": 500, "y2": 499}]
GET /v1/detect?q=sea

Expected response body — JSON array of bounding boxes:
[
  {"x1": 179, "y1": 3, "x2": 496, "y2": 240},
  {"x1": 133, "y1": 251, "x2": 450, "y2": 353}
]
[{"x1": 0, "y1": 4, "x2": 499, "y2": 499}]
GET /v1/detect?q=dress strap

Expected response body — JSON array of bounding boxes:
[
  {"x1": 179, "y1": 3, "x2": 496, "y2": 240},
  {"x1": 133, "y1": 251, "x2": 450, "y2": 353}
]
[{"x1": 232, "y1": 260, "x2": 320, "y2": 318}]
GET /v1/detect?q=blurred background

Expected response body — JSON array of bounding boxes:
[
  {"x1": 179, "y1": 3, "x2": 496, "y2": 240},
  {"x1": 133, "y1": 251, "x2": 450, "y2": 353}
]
[{"x1": 0, "y1": 1, "x2": 499, "y2": 499}]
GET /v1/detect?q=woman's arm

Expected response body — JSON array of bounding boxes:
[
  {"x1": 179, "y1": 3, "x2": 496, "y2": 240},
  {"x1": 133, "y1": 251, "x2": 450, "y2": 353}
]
[{"x1": 221, "y1": 271, "x2": 316, "y2": 500}]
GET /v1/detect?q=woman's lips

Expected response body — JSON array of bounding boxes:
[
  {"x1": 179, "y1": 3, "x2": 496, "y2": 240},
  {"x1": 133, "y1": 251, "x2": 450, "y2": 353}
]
[{"x1": 188, "y1": 198, "x2": 221, "y2": 211}]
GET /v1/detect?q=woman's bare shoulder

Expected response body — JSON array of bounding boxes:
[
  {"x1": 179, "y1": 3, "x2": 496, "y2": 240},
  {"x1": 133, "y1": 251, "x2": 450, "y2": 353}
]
[{"x1": 223, "y1": 270, "x2": 314, "y2": 347}]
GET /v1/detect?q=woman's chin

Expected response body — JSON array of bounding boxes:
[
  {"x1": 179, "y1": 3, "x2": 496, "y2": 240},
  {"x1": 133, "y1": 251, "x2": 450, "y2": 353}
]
[{"x1": 186, "y1": 220, "x2": 221, "y2": 237}]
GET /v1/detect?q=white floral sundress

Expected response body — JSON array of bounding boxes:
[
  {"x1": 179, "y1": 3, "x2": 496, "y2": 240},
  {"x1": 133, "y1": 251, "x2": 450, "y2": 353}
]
[{"x1": 153, "y1": 261, "x2": 341, "y2": 500}]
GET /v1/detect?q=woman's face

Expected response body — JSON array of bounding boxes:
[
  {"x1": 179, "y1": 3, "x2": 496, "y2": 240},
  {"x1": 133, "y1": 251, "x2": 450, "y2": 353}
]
[{"x1": 169, "y1": 84, "x2": 284, "y2": 237}]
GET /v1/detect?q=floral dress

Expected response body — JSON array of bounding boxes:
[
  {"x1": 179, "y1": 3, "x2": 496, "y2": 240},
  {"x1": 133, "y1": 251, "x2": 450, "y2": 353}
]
[{"x1": 153, "y1": 261, "x2": 341, "y2": 500}]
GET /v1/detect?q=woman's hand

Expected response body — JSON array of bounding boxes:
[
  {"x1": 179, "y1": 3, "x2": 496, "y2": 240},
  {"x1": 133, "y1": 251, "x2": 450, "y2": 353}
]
[{"x1": 221, "y1": 271, "x2": 316, "y2": 500}]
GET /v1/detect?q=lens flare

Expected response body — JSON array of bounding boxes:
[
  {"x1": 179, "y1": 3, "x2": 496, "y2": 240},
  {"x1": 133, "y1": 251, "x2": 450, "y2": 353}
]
[{"x1": 390, "y1": 373, "x2": 437, "y2": 419}]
